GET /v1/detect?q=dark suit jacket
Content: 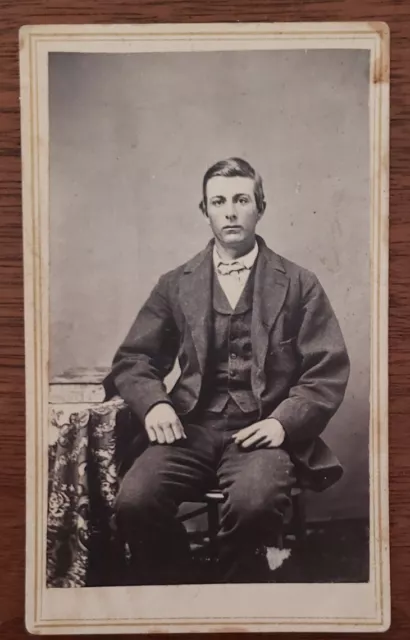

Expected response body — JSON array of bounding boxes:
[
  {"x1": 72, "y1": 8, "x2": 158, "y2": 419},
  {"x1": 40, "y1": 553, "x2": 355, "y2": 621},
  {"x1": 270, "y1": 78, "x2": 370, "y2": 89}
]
[{"x1": 105, "y1": 236, "x2": 350, "y2": 491}]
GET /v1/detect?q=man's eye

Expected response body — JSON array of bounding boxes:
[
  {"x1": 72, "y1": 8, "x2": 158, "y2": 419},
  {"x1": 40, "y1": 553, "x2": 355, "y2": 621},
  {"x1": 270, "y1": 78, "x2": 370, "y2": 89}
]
[
  {"x1": 212, "y1": 200, "x2": 223, "y2": 206},
  {"x1": 239, "y1": 198, "x2": 249, "y2": 205}
]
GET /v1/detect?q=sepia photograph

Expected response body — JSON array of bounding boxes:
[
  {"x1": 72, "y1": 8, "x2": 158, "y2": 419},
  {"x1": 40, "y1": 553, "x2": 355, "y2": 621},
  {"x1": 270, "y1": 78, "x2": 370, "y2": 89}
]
[{"x1": 20, "y1": 22, "x2": 389, "y2": 634}]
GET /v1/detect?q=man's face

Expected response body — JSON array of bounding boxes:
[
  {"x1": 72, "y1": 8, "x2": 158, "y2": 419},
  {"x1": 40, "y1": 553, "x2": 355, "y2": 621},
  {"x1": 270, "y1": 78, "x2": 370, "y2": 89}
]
[{"x1": 204, "y1": 176, "x2": 262, "y2": 247}]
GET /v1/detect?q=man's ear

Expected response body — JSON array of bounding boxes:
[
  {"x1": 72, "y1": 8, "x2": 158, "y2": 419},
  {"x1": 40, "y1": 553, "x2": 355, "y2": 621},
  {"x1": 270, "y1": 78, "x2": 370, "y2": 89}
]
[
  {"x1": 199, "y1": 201, "x2": 209, "y2": 218},
  {"x1": 257, "y1": 201, "x2": 266, "y2": 220}
]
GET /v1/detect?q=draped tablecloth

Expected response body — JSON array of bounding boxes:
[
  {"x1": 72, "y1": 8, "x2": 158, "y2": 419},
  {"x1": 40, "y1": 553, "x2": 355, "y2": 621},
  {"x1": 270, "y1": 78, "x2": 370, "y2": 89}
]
[{"x1": 47, "y1": 397, "x2": 133, "y2": 588}]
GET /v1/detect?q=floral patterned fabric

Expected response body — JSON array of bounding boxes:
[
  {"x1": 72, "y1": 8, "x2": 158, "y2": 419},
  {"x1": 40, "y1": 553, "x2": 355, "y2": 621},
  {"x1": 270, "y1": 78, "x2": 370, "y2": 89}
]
[{"x1": 47, "y1": 397, "x2": 132, "y2": 588}]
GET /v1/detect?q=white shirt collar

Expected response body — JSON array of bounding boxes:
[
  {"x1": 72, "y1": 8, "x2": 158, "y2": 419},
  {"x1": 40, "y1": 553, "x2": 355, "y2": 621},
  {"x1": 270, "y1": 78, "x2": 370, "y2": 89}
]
[{"x1": 213, "y1": 241, "x2": 259, "y2": 270}]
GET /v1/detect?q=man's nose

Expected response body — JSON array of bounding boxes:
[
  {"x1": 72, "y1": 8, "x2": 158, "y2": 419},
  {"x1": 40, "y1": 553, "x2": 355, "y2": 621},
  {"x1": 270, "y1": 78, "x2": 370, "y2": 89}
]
[{"x1": 225, "y1": 203, "x2": 238, "y2": 219}]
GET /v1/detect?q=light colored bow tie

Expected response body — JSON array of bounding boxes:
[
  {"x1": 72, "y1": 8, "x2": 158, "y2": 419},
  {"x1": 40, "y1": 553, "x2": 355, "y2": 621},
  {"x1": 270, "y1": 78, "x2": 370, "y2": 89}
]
[{"x1": 217, "y1": 261, "x2": 249, "y2": 276}]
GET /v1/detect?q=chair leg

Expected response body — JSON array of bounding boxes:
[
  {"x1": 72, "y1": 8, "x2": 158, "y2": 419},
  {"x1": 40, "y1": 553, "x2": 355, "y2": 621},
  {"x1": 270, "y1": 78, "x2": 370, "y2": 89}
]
[
  {"x1": 207, "y1": 501, "x2": 220, "y2": 560},
  {"x1": 276, "y1": 530, "x2": 284, "y2": 550},
  {"x1": 292, "y1": 492, "x2": 307, "y2": 543}
]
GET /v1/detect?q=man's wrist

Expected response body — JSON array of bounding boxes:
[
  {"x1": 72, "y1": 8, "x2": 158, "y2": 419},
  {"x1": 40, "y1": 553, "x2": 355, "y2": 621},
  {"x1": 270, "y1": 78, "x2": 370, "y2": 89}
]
[
  {"x1": 266, "y1": 416, "x2": 285, "y2": 430},
  {"x1": 144, "y1": 400, "x2": 175, "y2": 419},
  {"x1": 265, "y1": 416, "x2": 286, "y2": 444}
]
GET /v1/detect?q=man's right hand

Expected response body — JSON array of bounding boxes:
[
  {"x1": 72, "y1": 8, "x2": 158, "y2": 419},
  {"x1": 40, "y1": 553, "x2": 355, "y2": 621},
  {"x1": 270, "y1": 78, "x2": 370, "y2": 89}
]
[{"x1": 144, "y1": 403, "x2": 187, "y2": 444}]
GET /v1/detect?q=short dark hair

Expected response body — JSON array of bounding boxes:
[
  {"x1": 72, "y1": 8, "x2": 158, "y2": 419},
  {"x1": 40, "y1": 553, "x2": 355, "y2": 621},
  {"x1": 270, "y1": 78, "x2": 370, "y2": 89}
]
[{"x1": 199, "y1": 157, "x2": 266, "y2": 214}]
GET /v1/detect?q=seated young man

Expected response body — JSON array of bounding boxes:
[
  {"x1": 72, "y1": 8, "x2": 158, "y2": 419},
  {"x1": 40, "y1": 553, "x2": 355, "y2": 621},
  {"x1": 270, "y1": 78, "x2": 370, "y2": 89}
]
[{"x1": 105, "y1": 157, "x2": 350, "y2": 584}]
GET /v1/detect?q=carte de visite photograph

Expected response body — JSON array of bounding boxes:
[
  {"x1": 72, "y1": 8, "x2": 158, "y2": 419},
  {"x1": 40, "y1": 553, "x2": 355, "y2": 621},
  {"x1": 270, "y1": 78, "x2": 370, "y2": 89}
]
[{"x1": 20, "y1": 22, "x2": 390, "y2": 634}]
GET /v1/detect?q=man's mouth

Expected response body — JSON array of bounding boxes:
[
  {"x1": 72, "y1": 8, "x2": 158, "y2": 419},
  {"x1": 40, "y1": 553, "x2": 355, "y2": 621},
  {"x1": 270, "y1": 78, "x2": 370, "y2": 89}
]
[{"x1": 223, "y1": 225, "x2": 242, "y2": 231}]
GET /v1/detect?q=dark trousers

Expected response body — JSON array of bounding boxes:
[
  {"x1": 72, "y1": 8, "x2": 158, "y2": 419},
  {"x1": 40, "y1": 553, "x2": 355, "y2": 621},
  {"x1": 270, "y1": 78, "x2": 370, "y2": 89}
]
[{"x1": 115, "y1": 399, "x2": 296, "y2": 584}]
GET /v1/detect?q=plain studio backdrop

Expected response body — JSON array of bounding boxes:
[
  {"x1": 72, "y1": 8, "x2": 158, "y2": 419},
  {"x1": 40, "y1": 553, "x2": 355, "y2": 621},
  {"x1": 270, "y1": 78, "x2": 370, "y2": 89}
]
[{"x1": 49, "y1": 49, "x2": 370, "y2": 522}]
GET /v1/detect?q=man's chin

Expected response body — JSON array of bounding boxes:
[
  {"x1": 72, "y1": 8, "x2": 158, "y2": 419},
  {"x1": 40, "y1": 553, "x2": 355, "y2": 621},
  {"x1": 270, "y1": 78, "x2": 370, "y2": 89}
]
[{"x1": 220, "y1": 231, "x2": 245, "y2": 244}]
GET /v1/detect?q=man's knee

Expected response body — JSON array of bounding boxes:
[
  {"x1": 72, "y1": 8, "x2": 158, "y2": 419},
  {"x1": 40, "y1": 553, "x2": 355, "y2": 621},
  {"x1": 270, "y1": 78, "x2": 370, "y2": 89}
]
[
  {"x1": 228, "y1": 487, "x2": 280, "y2": 522},
  {"x1": 115, "y1": 474, "x2": 156, "y2": 522},
  {"x1": 223, "y1": 481, "x2": 292, "y2": 532}
]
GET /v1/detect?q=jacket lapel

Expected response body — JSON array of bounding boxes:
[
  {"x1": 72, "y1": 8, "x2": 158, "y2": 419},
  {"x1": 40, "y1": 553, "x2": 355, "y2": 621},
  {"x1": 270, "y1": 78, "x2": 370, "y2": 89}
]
[
  {"x1": 251, "y1": 239, "x2": 290, "y2": 397},
  {"x1": 179, "y1": 242, "x2": 213, "y2": 374}
]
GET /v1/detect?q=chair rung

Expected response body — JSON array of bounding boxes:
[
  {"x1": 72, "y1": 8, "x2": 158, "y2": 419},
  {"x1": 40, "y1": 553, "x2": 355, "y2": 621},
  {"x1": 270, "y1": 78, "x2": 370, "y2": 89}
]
[
  {"x1": 204, "y1": 490, "x2": 224, "y2": 502},
  {"x1": 179, "y1": 505, "x2": 208, "y2": 522},
  {"x1": 206, "y1": 488, "x2": 300, "y2": 501}
]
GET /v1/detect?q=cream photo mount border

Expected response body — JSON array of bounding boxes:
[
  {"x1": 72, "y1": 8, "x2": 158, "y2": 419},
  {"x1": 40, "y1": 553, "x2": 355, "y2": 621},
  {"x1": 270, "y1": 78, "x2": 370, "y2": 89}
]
[{"x1": 20, "y1": 22, "x2": 390, "y2": 635}]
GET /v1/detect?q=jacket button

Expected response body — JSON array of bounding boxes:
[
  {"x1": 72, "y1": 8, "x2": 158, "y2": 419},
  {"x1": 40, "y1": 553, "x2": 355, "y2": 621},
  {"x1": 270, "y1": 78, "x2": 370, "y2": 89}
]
[{"x1": 230, "y1": 353, "x2": 237, "y2": 359}]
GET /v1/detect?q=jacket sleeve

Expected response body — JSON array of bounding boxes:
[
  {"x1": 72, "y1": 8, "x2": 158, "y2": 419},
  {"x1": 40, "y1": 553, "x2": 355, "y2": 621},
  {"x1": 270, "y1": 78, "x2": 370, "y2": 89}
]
[
  {"x1": 270, "y1": 272, "x2": 350, "y2": 443},
  {"x1": 106, "y1": 274, "x2": 180, "y2": 423}
]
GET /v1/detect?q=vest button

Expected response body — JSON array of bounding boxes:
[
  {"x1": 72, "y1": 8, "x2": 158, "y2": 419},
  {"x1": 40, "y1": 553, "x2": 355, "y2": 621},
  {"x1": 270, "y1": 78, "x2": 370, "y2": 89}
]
[{"x1": 230, "y1": 353, "x2": 237, "y2": 359}]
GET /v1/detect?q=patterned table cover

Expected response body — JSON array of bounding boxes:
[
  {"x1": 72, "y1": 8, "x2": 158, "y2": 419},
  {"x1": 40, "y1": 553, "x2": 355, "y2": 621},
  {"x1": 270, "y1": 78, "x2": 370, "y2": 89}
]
[{"x1": 47, "y1": 397, "x2": 132, "y2": 587}]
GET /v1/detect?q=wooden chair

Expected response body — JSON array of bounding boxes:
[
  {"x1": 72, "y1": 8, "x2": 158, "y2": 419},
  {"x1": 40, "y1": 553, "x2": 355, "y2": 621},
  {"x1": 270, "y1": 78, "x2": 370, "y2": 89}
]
[{"x1": 179, "y1": 486, "x2": 306, "y2": 562}]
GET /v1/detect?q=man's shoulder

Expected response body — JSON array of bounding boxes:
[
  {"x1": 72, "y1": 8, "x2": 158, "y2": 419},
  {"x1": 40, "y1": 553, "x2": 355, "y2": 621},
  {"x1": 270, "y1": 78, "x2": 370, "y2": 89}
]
[
  {"x1": 262, "y1": 241, "x2": 318, "y2": 285},
  {"x1": 151, "y1": 245, "x2": 211, "y2": 297}
]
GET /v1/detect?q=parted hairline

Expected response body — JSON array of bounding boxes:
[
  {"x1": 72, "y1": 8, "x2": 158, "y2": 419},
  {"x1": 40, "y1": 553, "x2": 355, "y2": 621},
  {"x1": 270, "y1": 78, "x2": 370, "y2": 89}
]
[{"x1": 199, "y1": 157, "x2": 266, "y2": 214}]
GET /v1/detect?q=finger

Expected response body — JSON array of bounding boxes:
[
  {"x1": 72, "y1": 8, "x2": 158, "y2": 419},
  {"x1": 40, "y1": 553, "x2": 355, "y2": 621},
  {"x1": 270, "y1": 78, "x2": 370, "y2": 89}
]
[
  {"x1": 179, "y1": 420, "x2": 188, "y2": 439},
  {"x1": 171, "y1": 421, "x2": 187, "y2": 440},
  {"x1": 239, "y1": 431, "x2": 266, "y2": 449},
  {"x1": 233, "y1": 424, "x2": 259, "y2": 443},
  {"x1": 233, "y1": 425, "x2": 257, "y2": 443},
  {"x1": 162, "y1": 423, "x2": 176, "y2": 444},
  {"x1": 154, "y1": 425, "x2": 166, "y2": 444},
  {"x1": 266, "y1": 438, "x2": 281, "y2": 448},
  {"x1": 146, "y1": 425, "x2": 157, "y2": 443}
]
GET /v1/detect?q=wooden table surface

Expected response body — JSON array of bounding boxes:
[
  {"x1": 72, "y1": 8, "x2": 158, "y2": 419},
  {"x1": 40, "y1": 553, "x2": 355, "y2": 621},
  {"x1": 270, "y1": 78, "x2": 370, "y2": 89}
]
[{"x1": 0, "y1": 1, "x2": 409, "y2": 638}]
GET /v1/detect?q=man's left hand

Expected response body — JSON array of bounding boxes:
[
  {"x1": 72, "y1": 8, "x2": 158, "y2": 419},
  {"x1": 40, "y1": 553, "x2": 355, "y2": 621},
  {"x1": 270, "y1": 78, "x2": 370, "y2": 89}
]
[{"x1": 233, "y1": 418, "x2": 286, "y2": 450}]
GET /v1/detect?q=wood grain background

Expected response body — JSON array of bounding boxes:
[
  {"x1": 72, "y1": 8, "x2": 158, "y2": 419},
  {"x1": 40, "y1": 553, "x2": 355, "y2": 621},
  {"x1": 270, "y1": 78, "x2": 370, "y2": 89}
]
[{"x1": 0, "y1": 1, "x2": 408, "y2": 639}]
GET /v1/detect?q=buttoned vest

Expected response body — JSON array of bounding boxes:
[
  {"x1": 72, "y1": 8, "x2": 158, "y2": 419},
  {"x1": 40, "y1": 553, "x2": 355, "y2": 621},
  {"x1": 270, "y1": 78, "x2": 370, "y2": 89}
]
[{"x1": 202, "y1": 266, "x2": 259, "y2": 413}]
